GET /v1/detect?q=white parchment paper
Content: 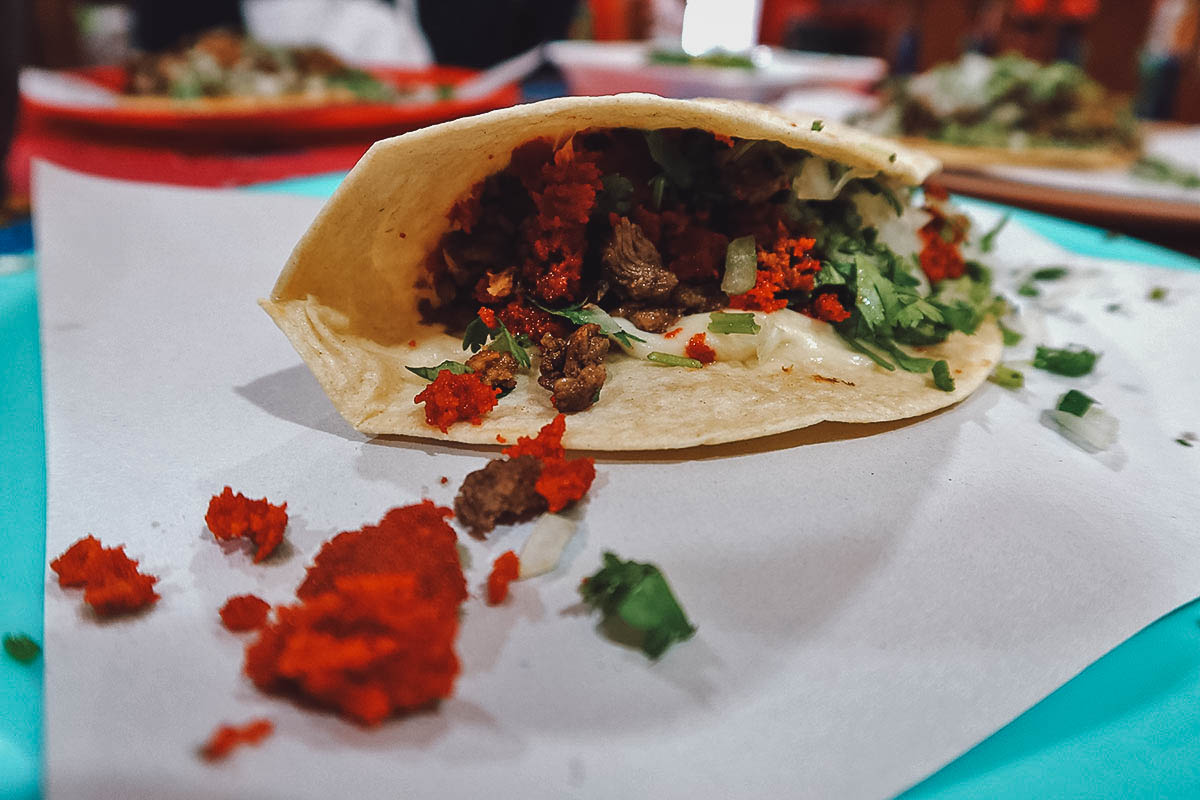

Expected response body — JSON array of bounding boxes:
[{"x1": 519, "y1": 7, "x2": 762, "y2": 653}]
[{"x1": 35, "y1": 162, "x2": 1200, "y2": 800}]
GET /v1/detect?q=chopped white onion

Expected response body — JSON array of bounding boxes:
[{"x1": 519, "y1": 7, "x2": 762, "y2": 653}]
[
  {"x1": 518, "y1": 514, "x2": 577, "y2": 579},
  {"x1": 1041, "y1": 406, "x2": 1119, "y2": 453}
]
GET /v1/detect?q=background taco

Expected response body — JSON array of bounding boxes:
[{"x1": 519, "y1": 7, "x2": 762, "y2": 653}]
[{"x1": 262, "y1": 93, "x2": 1002, "y2": 450}]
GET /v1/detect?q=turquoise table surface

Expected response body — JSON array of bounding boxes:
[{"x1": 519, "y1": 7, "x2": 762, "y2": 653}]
[{"x1": 3, "y1": 177, "x2": 1199, "y2": 800}]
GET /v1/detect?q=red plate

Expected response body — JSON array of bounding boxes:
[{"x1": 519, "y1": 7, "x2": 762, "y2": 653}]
[{"x1": 20, "y1": 64, "x2": 521, "y2": 145}]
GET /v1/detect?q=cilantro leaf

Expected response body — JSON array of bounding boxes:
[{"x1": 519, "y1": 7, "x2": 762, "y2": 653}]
[
  {"x1": 811, "y1": 120, "x2": 824, "y2": 131},
  {"x1": 1148, "y1": 286, "x2": 1169, "y2": 301},
  {"x1": 534, "y1": 301, "x2": 647, "y2": 349},
  {"x1": 406, "y1": 361, "x2": 472, "y2": 381},
  {"x1": 878, "y1": 339, "x2": 935, "y2": 373},
  {"x1": 599, "y1": 174, "x2": 635, "y2": 215},
  {"x1": 708, "y1": 311, "x2": 761, "y2": 335},
  {"x1": 998, "y1": 320, "x2": 1023, "y2": 346},
  {"x1": 988, "y1": 364, "x2": 1024, "y2": 389},
  {"x1": 462, "y1": 315, "x2": 531, "y2": 368},
  {"x1": 1032, "y1": 266, "x2": 1069, "y2": 281},
  {"x1": 3, "y1": 634, "x2": 40, "y2": 664},
  {"x1": 978, "y1": 213, "x2": 1010, "y2": 253},
  {"x1": 1017, "y1": 281, "x2": 1039, "y2": 297},
  {"x1": 1057, "y1": 389, "x2": 1095, "y2": 417},
  {"x1": 579, "y1": 552, "x2": 696, "y2": 659},
  {"x1": 931, "y1": 359, "x2": 955, "y2": 392},
  {"x1": 1033, "y1": 345, "x2": 1098, "y2": 377}
]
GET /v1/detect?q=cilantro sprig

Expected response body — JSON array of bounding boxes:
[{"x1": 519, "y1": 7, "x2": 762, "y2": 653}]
[
  {"x1": 533, "y1": 301, "x2": 647, "y2": 349},
  {"x1": 579, "y1": 552, "x2": 696, "y2": 659},
  {"x1": 3, "y1": 634, "x2": 40, "y2": 664},
  {"x1": 406, "y1": 360, "x2": 472, "y2": 381},
  {"x1": 462, "y1": 315, "x2": 532, "y2": 368},
  {"x1": 1032, "y1": 345, "x2": 1098, "y2": 377},
  {"x1": 978, "y1": 213, "x2": 1010, "y2": 253}
]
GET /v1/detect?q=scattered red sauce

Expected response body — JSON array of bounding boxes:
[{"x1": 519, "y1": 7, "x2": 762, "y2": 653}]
[
  {"x1": 535, "y1": 457, "x2": 596, "y2": 513},
  {"x1": 496, "y1": 298, "x2": 571, "y2": 340},
  {"x1": 684, "y1": 333, "x2": 717, "y2": 365},
  {"x1": 514, "y1": 139, "x2": 604, "y2": 305},
  {"x1": 502, "y1": 413, "x2": 566, "y2": 460},
  {"x1": 246, "y1": 502, "x2": 466, "y2": 726},
  {"x1": 811, "y1": 292, "x2": 852, "y2": 323},
  {"x1": 663, "y1": 327, "x2": 683, "y2": 339},
  {"x1": 296, "y1": 501, "x2": 465, "y2": 605},
  {"x1": 205, "y1": 487, "x2": 289, "y2": 563},
  {"x1": 200, "y1": 719, "x2": 274, "y2": 761},
  {"x1": 713, "y1": 133, "x2": 734, "y2": 147},
  {"x1": 220, "y1": 594, "x2": 271, "y2": 632},
  {"x1": 918, "y1": 208, "x2": 967, "y2": 283},
  {"x1": 50, "y1": 536, "x2": 160, "y2": 617},
  {"x1": 729, "y1": 230, "x2": 819, "y2": 312},
  {"x1": 495, "y1": 434, "x2": 507, "y2": 444},
  {"x1": 407, "y1": 339, "x2": 417, "y2": 348},
  {"x1": 487, "y1": 551, "x2": 520, "y2": 605},
  {"x1": 476, "y1": 306, "x2": 497, "y2": 329},
  {"x1": 439, "y1": 476, "x2": 449, "y2": 485},
  {"x1": 414, "y1": 371, "x2": 499, "y2": 432}
]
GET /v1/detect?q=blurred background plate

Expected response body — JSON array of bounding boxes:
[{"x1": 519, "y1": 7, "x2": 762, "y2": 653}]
[
  {"x1": 19, "y1": 64, "x2": 520, "y2": 146},
  {"x1": 546, "y1": 39, "x2": 885, "y2": 102}
]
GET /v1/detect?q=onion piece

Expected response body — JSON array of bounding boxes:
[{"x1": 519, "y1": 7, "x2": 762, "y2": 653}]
[
  {"x1": 721, "y1": 235, "x2": 758, "y2": 295},
  {"x1": 1041, "y1": 405, "x2": 1119, "y2": 453},
  {"x1": 518, "y1": 514, "x2": 577, "y2": 579}
]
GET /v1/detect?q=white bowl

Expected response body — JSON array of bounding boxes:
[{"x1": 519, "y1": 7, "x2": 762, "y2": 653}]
[{"x1": 545, "y1": 40, "x2": 886, "y2": 103}]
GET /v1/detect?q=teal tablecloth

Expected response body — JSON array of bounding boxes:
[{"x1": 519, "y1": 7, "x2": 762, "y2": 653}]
[{"x1": 3, "y1": 178, "x2": 1199, "y2": 799}]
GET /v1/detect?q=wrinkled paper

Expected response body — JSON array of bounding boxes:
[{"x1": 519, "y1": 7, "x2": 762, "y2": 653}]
[{"x1": 36, "y1": 162, "x2": 1200, "y2": 799}]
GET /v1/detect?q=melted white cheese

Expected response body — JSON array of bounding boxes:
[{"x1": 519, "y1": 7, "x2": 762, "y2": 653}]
[{"x1": 610, "y1": 309, "x2": 873, "y2": 371}]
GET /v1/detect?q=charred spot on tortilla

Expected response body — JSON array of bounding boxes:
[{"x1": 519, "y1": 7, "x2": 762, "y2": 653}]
[{"x1": 262, "y1": 95, "x2": 1003, "y2": 449}]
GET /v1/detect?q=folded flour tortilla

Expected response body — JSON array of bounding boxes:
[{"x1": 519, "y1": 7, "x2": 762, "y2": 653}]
[{"x1": 262, "y1": 94, "x2": 1001, "y2": 450}]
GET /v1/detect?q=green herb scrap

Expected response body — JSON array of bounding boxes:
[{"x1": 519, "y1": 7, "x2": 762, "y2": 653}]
[
  {"x1": 1177, "y1": 433, "x2": 1196, "y2": 447},
  {"x1": 3, "y1": 634, "x2": 41, "y2": 664},
  {"x1": 462, "y1": 315, "x2": 532, "y2": 368},
  {"x1": 707, "y1": 311, "x2": 760, "y2": 335},
  {"x1": 1057, "y1": 389, "x2": 1095, "y2": 417},
  {"x1": 988, "y1": 363, "x2": 1024, "y2": 389},
  {"x1": 811, "y1": 120, "x2": 824, "y2": 131},
  {"x1": 978, "y1": 213, "x2": 1010, "y2": 253},
  {"x1": 1131, "y1": 156, "x2": 1200, "y2": 189},
  {"x1": 1031, "y1": 266, "x2": 1069, "y2": 281},
  {"x1": 535, "y1": 301, "x2": 647, "y2": 349},
  {"x1": 406, "y1": 361, "x2": 472, "y2": 381},
  {"x1": 647, "y1": 352, "x2": 703, "y2": 369},
  {"x1": 931, "y1": 360, "x2": 955, "y2": 392},
  {"x1": 1033, "y1": 345, "x2": 1099, "y2": 377},
  {"x1": 998, "y1": 320, "x2": 1023, "y2": 346},
  {"x1": 1148, "y1": 286, "x2": 1169, "y2": 301},
  {"x1": 579, "y1": 552, "x2": 696, "y2": 659}
]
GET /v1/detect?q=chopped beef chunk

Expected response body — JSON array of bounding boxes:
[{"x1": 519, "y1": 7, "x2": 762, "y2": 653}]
[
  {"x1": 538, "y1": 323, "x2": 609, "y2": 412},
  {"x1": 602, "y1": 217, "x2": 678, "y2": 302},
  {"x1": 608, "y1": 305, "x2": 681, "y2": 333},
  {"x1": 671, "y1": 283, "x2": 727, "y2": 313},
  {"x1": 465, "y1": 349, "x2": 518, "y2": 393},
  {"x1": 454, "y1": 455, "x2": 547, "y2": 537}
]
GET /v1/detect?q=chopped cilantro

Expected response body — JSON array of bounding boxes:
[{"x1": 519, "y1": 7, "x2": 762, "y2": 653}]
[
  {"x1": 931, "y1": 359, "x2": 955, "y2": 392},
  {"x1": 1106, "y1": 303, "x2": 1122, "y2": 313},
  {"x1": 3, "y1": 634, "x2": 40, "y2": 664},
  {"x1": 998, "y1": 320, "x2": 1023, "y2": 346},
  {"x1": 1177, "y1": 437, "x2": 1195, "y2": 447},
  {"x1": 1017, "y1": 281, "x2": 1039, "y2": 297},
  {"x1": 707, "y1": 311, "x2": 761, "y2": 335},
  {"x1": 462, "y1": 315, "x2": 532, "y2": 368},
  {"x1": 534, "y1": 301, "x2": 646, "y2": 349},
  {"x1": 978, "y1": 213, "x2": 1010, "y2": 253},
  {"x1": 877, "y1": 339, "x2": 935, "y2": 373},
  {"x1": 579, "y1": 552, "x2": 696, "y2": 659},
  {"x1": 1031, "y1": 266, "x2": 1069, "y2": 281},
  {"x1": 1148, "y1": 286, "x2": 1169, "y2": 301},
  {"x1": 1033, "y1": 345, "x2": 1098, "y2": 377},
  {"x1": 988, "y1": 364, "x2": 1024, "y2": 389},
  {"x1": 406, "y1": 361, "x2": 472, "y2": 381},
  {"x1": 889, "y1": 152, "x2": 897, "y2": 162},
  {"x1": 1057, "y1": 389, "x2": 1095, "y2": 417},
  {"x1": 647, "y1": 352, "x2": 703, "y2": 369},
  {"x1": 811, "y1": 120, "x2": 824, "y2": 131}
]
